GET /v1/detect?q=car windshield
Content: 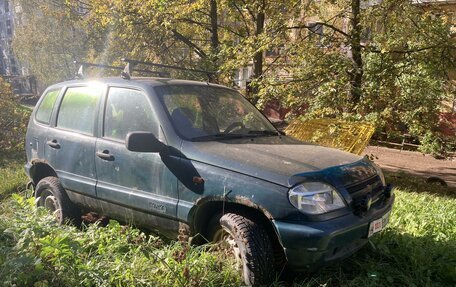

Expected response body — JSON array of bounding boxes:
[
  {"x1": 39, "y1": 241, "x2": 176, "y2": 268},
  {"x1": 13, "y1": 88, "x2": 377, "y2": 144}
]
[{"x1": 157, "y1": 85, "x2": 278, "y2": 141}]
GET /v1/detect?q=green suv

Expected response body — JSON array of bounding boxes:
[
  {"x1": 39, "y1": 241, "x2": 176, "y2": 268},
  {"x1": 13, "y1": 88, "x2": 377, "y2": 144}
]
[{"x1": 25, "y1": 66, "x2": 394, "y2": 286}]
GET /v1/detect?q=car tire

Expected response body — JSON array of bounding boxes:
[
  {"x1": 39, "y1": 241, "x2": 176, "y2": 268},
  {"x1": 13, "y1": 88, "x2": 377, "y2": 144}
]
[
  {"x1": 209, "y1": 212, "x2": 275, "y2": 286},
  {"x1": 35, "y1": 176, "x2": 81, "y2": 225}
]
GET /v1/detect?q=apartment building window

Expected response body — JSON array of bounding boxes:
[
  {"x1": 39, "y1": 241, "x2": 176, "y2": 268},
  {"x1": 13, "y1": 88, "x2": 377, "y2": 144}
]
[
  {"x1": 242, "y1": 67, "x2": 250, "y2": 80},
  {"x1": 309, "y1": 23, "x2": 324, "y2": 46},
  {"x1": 265, "y1": 45, "x2": 285, "y2": 57},
  {"x1": 6, "y1": 19, "x2": 11, "y2": 36},
  {"x1": 4, "y1": 1, "x2": 9, "y2": 13}
]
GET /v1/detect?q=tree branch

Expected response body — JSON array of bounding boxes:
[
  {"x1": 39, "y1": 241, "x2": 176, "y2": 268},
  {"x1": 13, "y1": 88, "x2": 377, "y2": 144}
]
[
  {"x1": 232, "y1": 2, "x2": 251, "y2": 37},
  {"x1": 286, "y1": 22, "x2": 349, "y2": 38},
  {"x1": 365, "y1": 44, "x2": 456, "y2": 54},
  {"x1": 170, "y1": 29, "x2": 207, "y2": 59}
]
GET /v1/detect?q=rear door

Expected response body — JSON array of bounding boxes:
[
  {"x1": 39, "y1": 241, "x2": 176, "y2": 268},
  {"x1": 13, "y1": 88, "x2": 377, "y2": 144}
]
[
  {"x1": 26, "y1": 88, "x2": 61, "y2": 163},
  {"x1": 45, "y1": 85, "x2": 104, "y2": 197},
  {"x1": 95, "y1": 87, "x2": 178, "y2": 236}
]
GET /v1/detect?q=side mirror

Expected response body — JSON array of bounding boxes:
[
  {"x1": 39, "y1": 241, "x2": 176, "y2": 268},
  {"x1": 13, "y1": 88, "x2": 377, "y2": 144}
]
[{"x1": 126, "y1": 132, "x2": 165, "y2": 153}]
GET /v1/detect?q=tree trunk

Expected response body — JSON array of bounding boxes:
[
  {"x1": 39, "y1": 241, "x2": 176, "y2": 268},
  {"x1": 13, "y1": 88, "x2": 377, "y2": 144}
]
[
  {"x1": 210, "y1": 0, "x2": 219, "y2": 55},
  {"x1": 209, "y1": 0, "x2": 219, "y2": 82},
  {"x1": 249, "y1": 11, "x2": 265, "y2": 102},
  {"x1": 349, "y1": 0, "x2": 363, "y2": 111}
]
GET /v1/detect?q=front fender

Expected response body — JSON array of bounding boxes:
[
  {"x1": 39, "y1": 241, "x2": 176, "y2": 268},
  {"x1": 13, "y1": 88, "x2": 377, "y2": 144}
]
[{"x1": 176, "y1": 159, "x2": 294, "y2": 225}]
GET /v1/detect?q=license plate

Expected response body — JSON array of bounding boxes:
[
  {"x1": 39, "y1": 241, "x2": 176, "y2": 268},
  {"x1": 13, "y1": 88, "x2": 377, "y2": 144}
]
[{"x1": 368, "y1": 211, "x2": 390, "y2": 238}]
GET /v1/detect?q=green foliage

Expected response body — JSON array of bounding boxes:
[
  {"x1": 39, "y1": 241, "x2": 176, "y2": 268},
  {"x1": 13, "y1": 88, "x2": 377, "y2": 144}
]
[
  {"x1": 293, "y1": 173, "x2": 456, "y2": 287},
  {"x1": 360, "y1": 0, "x2": 452, "y2": 137},
  {"x1": 1, "y1": 153, "x2": 455, "y2": 286},
  {"x1": 418, "y1": 131, "x2": 456, "y2": 158},
  {"x1": 0, "y1": 78, "x2": 31, "y2": 151},
  {"x1": 0, "y1": 151, "x2": 27, "y2": 200},
  {"x1": 259, "y1": 0, "x2": 453, "y2": 137},
  {"x1": 0, "y1": 195, "x2": 240, "y2": 287},
  {"x1": 13, "y1": 0, "x2": 88, "y2": 86},
  {"x1": 13, "y1": 0, "x2": 455, "y2": 151}
]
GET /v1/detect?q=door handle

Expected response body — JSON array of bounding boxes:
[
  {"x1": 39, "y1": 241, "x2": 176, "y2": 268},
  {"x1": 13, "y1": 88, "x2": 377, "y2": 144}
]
[
  {"x1": 96, "y1": 150, "x2": 114, "y2": 161},
  {"x1": 46, "y1": 139, "x2": 60, "y2": 149}
]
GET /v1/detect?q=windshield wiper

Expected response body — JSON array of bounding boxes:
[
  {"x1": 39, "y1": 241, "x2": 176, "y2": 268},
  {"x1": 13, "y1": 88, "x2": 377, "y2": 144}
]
[
  {"x1": 246, "y1": 130, "x2": 281, "y2": 137},
  {"x1": 191, "y1": 133, "x2": 247, "y2": 141},
  {"x1": 192, "y1": 130, "x2": 281, "y2": 141}
]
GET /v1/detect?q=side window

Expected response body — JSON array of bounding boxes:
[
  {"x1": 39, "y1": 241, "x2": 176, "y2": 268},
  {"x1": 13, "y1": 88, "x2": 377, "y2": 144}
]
[
  {"x1": 35, "y1": 89, "x2": 60, "y2": 124},
  {"x1": 104, "y1": 87, "x2": 154, "y2": 141},
  {"x1": 57, "y1": 86, "x2": 101, "y2": 135}
]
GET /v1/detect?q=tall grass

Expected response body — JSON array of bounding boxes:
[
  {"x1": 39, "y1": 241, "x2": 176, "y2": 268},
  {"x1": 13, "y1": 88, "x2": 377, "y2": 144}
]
[
  {"x1": 0, "y1": 154, "x2": 455, "y2": 286},
  {"x1": 0, "y1": 151, "x2": 27, "y2": 200},
  {"x1": 0, "y1": 196, "x2": 240, "y2": 287},
  {"x1": 294, "y1": 174, "x2": 456, "y2": 287}
]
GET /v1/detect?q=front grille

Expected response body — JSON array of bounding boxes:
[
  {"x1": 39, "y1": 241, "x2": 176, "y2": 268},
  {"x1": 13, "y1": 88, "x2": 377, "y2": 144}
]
[{"x1": 345, "y1": 175, "x2": 384, "y2": 213}]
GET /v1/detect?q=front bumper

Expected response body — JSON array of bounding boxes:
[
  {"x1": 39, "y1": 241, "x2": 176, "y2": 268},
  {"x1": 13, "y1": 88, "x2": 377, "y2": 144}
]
[
  {"x1": 273, "y1": 194, "x2": 394, "y2": 271},
  {"x1": 24, "y1": 162, "x2": 32, "y2": 179}
]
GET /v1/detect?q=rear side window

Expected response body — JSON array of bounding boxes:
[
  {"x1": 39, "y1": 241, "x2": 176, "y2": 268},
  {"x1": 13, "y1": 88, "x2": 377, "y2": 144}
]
[
  {"x1": 35, "y1": 89, "x2": 60, "y2": 124},
  {"x1": 104, "y1": 87, "x2": 154, "y2": 141},
  {"x1": 57, "y1": 86, "x2": 101, "y2": 135}
]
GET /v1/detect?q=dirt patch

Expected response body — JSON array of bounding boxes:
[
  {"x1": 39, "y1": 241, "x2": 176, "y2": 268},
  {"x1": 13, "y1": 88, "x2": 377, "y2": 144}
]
[{"x1": 364, "y1": 146, "x2": 456, "y2": 187}]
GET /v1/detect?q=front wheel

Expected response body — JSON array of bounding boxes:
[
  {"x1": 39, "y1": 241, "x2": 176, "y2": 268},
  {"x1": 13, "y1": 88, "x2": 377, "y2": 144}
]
[
  {"x1": 35, "y1": 176, "x2": 81, "y2": 225},
  {"x1": 210, "y1": 213, "x2": 275, "y2": 286}
]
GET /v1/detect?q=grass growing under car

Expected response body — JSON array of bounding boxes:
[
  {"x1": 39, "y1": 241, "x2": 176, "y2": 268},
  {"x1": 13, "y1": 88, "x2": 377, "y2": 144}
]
[{"x1": 0, "y1": 152, "x2": 455, "y2": 286}]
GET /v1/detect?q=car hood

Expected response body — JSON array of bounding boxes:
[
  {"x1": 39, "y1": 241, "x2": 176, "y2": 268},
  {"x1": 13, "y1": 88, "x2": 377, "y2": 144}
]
[{"x1": 181, "y1": 136, "x2": 363, "y2": 187}]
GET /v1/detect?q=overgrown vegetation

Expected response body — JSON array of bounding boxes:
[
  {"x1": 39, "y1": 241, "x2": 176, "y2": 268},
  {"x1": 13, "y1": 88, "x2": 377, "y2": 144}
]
[
  {"x1": 0, "y1": 78, "x2": 30, "y2": 151},
  {"x1": 0, "y1": 151, "x2": 27, "y2": 201},
  {"x1": 13, "y1": 0, "x2": 456, "y2": 153},
  {"x1": 0, "y1": 195, "x2": 240, "y2": 287},
  {"x1": 0, "y1": 152, "x2": 455, "y2": 286}
]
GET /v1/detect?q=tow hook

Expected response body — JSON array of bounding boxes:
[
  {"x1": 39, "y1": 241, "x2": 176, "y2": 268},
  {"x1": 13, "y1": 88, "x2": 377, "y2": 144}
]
[{"x1": 384, "y1": 184, "x2": 393, "y2": 198}]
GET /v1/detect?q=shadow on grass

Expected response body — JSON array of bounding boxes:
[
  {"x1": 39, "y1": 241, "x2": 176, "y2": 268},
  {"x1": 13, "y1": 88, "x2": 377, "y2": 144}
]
[
  {"x1": 293, "y1": 230, "x2": 456, "y2": 287},
  {"x1": 385, "y1": 171, "x2": 456, "y2": 199}
]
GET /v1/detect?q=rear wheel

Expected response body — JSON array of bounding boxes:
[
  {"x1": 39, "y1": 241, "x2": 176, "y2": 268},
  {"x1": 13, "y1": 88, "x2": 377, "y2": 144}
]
[
  {"x1": 209, "y1": 212, "x2": 275, "y2": 286},
  {"x1": 35, "y1": 176, "x2": 81, "y2": 225}
]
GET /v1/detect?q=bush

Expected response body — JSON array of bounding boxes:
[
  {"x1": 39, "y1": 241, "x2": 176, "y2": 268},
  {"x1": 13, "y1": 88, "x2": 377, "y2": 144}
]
[
  {"x1": 0, "y1": 78, "x2": 30, "y2": 151},
  {"x1": 418, "y1": 131, "x2": 456, "y2": 158}
]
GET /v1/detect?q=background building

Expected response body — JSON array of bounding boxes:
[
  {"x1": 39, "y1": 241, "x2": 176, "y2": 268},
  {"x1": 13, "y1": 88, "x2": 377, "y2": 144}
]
[
  {"x1": 0, "y1": 0, "x2": 36, "y2": 98},
  {"x1": 0, "y1": 0, "x2": 20, "y2": 76}
]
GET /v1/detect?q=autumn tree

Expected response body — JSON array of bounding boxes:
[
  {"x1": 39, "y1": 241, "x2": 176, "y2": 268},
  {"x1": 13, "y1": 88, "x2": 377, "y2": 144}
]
[
  {"x1": 12, "y1": 0, "x2": 455, "y2": 150},
  {"x1": 13, "y1": 0, "x2": 88, "y2": 88},
  {"x1": 0, "y1": 78, "x2": 29, "y2": 151},
  {"x1": 252, "y1": 0, "x2": 454, "y2": 137}
]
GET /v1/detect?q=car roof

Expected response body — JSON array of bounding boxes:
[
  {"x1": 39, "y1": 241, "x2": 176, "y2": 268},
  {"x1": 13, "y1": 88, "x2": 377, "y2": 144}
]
[{"x1": 46, "y1": 77, "x2": 232, "y2": 91}]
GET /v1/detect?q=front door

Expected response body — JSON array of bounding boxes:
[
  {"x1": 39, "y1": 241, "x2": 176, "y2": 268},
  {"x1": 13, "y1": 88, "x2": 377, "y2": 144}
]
[{"x1": 95, "y1": 87, "x2": 178, "y2": 236}]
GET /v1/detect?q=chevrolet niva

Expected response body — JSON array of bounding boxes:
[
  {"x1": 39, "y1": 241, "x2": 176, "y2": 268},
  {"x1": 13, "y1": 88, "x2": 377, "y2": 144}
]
[{"x1": 25, "y1": 67, "x2": 394, "y2": 286}]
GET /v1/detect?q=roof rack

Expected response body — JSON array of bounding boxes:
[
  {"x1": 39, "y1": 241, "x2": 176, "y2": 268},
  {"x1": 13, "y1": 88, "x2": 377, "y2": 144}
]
[
  {"x1": 121, "y1": 58, "x2": 217, "y2": 81},
  {"x1": 74, "y1": 61, "x2": 170, "y2": 79}
]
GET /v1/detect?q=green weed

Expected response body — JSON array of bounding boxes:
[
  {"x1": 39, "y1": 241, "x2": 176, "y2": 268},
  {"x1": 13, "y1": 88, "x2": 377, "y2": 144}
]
[
  {"x1": 0, "y1": 151, "x2": 27, "y2": 200},
  {"x1": 0, "y1": 195, "x2": 240, "y2": 287},
  {"x1": 292, "y1": 173, "x2": 456, "y2": 287},
  {"x1": 0, "y1": 154, "x2": 455, "y2": 286}
]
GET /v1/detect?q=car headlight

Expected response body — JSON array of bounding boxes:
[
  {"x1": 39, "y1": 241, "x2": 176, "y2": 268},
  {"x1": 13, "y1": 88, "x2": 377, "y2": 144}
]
[
  {"x1": 371, "y1": 162, "x2": 386, "y2": 186},
  {"x1": 288, "y1": 182, "x2": 347, "y2": 214}
]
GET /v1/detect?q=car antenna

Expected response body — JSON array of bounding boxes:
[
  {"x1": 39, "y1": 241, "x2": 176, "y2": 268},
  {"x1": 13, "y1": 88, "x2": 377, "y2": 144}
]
[
  {"x1": 121, "y1": 61, "x2": 132, "y2": 80},
  {"x1": 74, "y1": 61, "x2": 85, "y2": 79}
]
